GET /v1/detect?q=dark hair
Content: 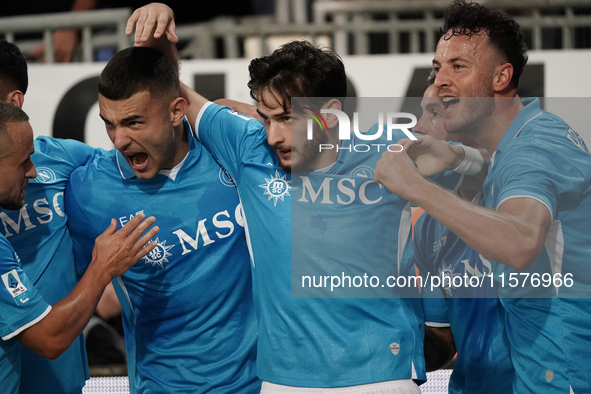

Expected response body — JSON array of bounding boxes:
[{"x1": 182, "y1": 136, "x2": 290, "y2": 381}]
[
  {"x1": 441, "y1": 0, "x2": 528, "y2": 89},
  {"x1": 98, "y1": 46, "x2": 179, "y2": 101},
  {"x1": 0, "y1": 101, "x2": 29, "y2": 137},
  {"x1": 248, "y1": 40, "x2": 347, "y2": 110},
  {"x1": 0, "y1": 40, "x2": 28, "y2": 95}
]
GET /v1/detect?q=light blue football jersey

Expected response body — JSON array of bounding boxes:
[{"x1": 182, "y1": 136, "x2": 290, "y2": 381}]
[
  {"x1": 414, "y1": 207, "x2": 514, "y2": 394},
  {"x1": 484, "y1": 98, "x2": 591, "y2": 393},
  {"x1": 0, "y1": 235, "x2": 51, "y2": 394},
  {"x1": 65, "y1": 122, "x2": 260, "y2": 394},
  {"x1": 195, "y1": 102, "x2": 462, "y2": 387},
  {"x1": 0, "y1": 136, "x2": 96, "y2": 394}
]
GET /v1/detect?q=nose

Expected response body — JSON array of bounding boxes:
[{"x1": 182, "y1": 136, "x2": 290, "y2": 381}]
[
  {"x1": 413, "y1": 114, "x2": 428, "y2": 135},
  {"x1": 266, "y1": 121, "x2": 286, "y2": 147},
  {"x1": 25, "y1": 157, "x2": 37, "y2": 179},
  {"x1": 434, "y1": 67, "x2": 450, "y2": 89},
  {"x1": 110, "y1": 127, "x2": 132, "y2": 150}
]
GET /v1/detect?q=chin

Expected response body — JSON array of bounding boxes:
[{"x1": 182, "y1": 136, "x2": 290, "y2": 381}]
[
  {"x1": 279, "y1": 162, "x2": 292, "y2": 174},
  {"x1": 1, "y1": 199, "x2": 25, "y2": 211},
  {"x1": 133, "y1": 170, "x2": 158, "y2": 180}
]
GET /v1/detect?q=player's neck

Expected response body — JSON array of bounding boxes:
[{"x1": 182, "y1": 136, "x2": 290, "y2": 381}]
[{"x1": 170, "y1": 125, "x2": 190, "y2": 168}]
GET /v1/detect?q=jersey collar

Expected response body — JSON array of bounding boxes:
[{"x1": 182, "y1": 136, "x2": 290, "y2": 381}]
[{"x1": 491, "y1": 97, "x2": 543, "y2": 167}]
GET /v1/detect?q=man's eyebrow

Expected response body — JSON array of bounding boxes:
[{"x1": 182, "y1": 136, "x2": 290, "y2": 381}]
[
  {"x1": 121, "y1": 115, "x2": 143, "y2": 123},
  {"x1": 99, "y1": 114, "x2": 112, "y2": 124},
  {"x1": 99, "y1": 114, "x2": 143, "y2": 124},
  {"x1": 256, "y1": 109, "x2": 268, "y2": 119},
  {"x1": 257, "y1": 109, "x2": 291, "y2": 119},
  {"x1": 433, "y1": 56, "x2": 469, "y2": 66}
]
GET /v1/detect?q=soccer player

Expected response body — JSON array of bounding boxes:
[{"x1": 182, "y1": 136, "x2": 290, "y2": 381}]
[
  {"x1": 0, "y1": 101, "x2": 159, "y2": 394},
  {"x1": 375, "y1": 1, "x2": 591, "y2": 392},
  {"x1": 127, "y1": 4, "x2": 483, "y2": 392},
  {"x1": 0, "y1": 39, "x2": 106, "y2": 394},
  {"x1": 413, "y1": 84, "x2": 514, "y2": 393},
  {"x1": 64, "y1": 46, "x2": 259, "y2": 393}
]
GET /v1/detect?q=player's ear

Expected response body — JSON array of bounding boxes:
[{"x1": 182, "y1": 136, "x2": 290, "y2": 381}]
[
  {"x1": 4, "y1": 90, "x2": 24, "y2": 109},
  {"x1": 170, "y1": 97, "x2": 186, "y2": 127},
  {"x1": 322, "y1": 99, "x2": 342, "y2": 129},
  {"x1": 493, "y1": 63, "x2": 514, "y2": 93}
]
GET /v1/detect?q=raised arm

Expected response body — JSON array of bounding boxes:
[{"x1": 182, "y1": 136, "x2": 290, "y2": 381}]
[
  {"x1": 374, "y1": 143, "x2": 550, "y2": 271},
  {"x1": 17, "y1": 214, "x2": 158, "y2": 359},
  {"x1": 126, "y1": 3, "x2": 209, "y2": 129}
]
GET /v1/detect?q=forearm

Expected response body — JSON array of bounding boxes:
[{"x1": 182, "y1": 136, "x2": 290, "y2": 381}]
[
  {"x1": 17, "y1": 262, "x2": 110, "y2": 359},
  {"x1": 408, "y1": 179, "x2": 546, "y2": 270},
  {"x1": 180, "y1": 82, "x2": 209, "y2": 129}
]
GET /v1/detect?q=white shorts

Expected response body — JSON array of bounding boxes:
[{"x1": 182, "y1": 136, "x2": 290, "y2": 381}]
[{"x1": 260, "y1": 379, "x2": 421, "y2": 394}]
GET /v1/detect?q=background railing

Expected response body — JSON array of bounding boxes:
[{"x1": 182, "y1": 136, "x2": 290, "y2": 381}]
[
  {"x1": 1, "y1": 0, "x2": 591, "y2": 62},
  {"x1": 0, "y1": 8, "x2": 132, "y2": 63}
]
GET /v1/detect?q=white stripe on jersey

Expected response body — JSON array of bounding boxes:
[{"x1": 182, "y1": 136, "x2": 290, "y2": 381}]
[{"x1": 545, "y1": 219, "x2": 565, "y2": 296}]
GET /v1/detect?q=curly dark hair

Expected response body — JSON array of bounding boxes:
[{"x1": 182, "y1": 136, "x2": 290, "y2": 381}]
[
  {"x1": 441, "y1": 0, "x2": 528, "y2": 89},
  {"x1": 248, "y1": 40, "x2": 347, "y2": 111}
]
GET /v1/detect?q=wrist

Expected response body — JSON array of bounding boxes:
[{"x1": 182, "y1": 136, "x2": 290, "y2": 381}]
[
  {"x1": 83, "y1": 261, "x2": 112, "y2": 289},
  {"x1": 451, "y1": 145, "x2": 484, "y2": 175}
]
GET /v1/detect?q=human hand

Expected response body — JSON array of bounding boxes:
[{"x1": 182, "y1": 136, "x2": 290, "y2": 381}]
[
  {"x1": 126, "y1": 2, "x2": 178, "y2": 44},
  {"x1": 374, "y1": 142, "x2": 426, "y2": 201},
  {"x1": 90, "y1": 213, "x2": 159, "y2": 283},
  {"x1": 399, "y1": 135, "x2": 465, "y2": 177}
]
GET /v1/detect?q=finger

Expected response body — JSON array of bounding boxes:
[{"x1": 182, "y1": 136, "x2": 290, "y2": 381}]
[
  {"x1": 398, "y1": 138, "x2": 416, "y2": 149},
  {"x1": 119, "y1": 212, "x2": 147, "y2": 237},
  {"x1": 153, "y1": 11, "x2": 172, "y2": 39},
  {"x1": 165, "y1": 20, "x2": 179, "y2": 43},
  {"x1": 126, "y1": 9, "x2": 141, "y2": 37},
  {"x1": 101, "y1": 218, "x2": 118, "y2": 236},
  {"x1": 126, "y1": 216, "x2": 157, "y2": 241},
  {"x1": 373, "y1": 160, "x2": 384, "y2": 183},
  {"x1": 139, "y1": 12, "x2": 158, "y2": 42},
  {"x1": 134, "y1": 226, "x2": 160, "y2": 257},
  {"x1": 135, "y1": 237, "x2": 158, "y2": 260},
  {"x1": 134, "y1": 11, "x2": 150, "y2": 43}
]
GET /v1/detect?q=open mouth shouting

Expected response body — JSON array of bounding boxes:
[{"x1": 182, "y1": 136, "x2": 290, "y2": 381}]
[
  {"x1": 441, "y1": 97, "x2": 460, "y2": 112},
  {"x1": 127, "y1": 152, "x2": 149, "y2": 171}
]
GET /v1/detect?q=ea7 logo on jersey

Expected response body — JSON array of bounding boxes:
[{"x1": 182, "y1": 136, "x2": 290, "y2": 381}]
[
  {"x1": 2, "y1": 269, "x2": 31, "y2": 305},
  {"x1": 259, "y1": 171, "x2": 292, "y2": 206}
]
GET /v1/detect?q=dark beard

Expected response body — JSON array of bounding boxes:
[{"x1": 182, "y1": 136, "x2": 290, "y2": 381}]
[{"x1": 0, "y1": 199, "x2": 24, "y2": 211}]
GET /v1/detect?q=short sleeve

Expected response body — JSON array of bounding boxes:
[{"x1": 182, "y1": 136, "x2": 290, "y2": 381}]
[
  {"x1": 0, "y1": 237, "x2": 51, "y2": 340},
  {"x1": 195, "y1": 102, "x2": 267, "y2": 180}
]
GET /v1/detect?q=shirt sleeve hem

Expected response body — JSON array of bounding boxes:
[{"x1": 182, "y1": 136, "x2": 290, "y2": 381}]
[
  {"x1": 425, "y1": 322, "x2": 451, "y2": 328},
  {"x1": 2, "y1": 305, "x2": 52, "y2": 341},
  {"x1": 195, "y1": 101, "x2": 214, "y2": 141}
]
